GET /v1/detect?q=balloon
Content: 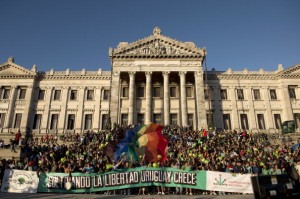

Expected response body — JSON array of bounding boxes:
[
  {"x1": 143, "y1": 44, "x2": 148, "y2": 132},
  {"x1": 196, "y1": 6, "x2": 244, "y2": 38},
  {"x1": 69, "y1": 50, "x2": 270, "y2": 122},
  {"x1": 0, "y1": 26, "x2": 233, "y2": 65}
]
[{"x1": 153, "y1": 163, "x2": 159, "y2": 168}]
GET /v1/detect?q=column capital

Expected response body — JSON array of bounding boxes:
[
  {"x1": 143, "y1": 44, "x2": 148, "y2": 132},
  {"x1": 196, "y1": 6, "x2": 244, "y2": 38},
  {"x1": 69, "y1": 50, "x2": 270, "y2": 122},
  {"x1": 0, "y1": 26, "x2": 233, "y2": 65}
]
[
  {"x1": 129, "y1": 71, "x2": 136, "y2": 77},
  {"x1": 45, "y1": 86, "x2": 53, "y2": 90},
  {"x1": 162, "y1": 71, "x2": 170, "y2": 76},
  {"x1": 145, "y1": 71, "x2": 152, "y2": 76},
  {"x1": 179, "y1": 71, "x2": 187, "y2": 77},
  {"x1": 113, "y1": 70, "x2": 120, "y2": 76},
  {"x1": 194, "y1": 71, "x2": 203, "y2": 77}
]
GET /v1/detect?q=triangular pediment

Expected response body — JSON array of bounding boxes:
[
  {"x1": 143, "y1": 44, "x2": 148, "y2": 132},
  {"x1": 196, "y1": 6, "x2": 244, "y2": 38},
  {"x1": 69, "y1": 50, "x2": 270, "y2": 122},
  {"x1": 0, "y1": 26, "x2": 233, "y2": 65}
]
[
  {"x1": 278, "y1": 64, "x2": 300, "y2": 75},
  {"x1": 0, "y1": 61, "x2": 36, "y2": 76},
  {"x1": 110, "y1": 27, "x2": 206, "y2": 58}
]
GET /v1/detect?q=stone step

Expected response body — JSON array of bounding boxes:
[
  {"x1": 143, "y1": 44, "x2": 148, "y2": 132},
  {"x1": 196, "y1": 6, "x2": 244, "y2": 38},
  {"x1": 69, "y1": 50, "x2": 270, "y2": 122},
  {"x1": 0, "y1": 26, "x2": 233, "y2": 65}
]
[{"x1": 0, "y1": 148, "x2": 21, "y2": 160}]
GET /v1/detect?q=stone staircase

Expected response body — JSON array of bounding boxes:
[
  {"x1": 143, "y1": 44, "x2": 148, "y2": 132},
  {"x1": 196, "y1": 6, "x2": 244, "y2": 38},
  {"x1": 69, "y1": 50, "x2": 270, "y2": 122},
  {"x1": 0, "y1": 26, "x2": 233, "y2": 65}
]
[{"x1": 0, "y1": 147, "x2": 21, "y2": 161}]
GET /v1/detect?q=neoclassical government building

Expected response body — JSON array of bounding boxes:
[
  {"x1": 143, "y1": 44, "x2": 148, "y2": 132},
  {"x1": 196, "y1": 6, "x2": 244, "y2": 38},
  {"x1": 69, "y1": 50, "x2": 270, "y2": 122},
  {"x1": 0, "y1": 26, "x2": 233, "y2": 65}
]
[{"x1": 0, "y1": 27, "x2": 300, "y2": 134}]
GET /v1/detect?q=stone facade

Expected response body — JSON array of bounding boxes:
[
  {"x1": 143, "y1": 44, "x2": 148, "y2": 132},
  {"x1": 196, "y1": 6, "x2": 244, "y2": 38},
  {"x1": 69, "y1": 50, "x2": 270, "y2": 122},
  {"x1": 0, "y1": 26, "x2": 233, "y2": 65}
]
[{"x1": 0, "y1": 28, "x2": 300, "y2": 134}]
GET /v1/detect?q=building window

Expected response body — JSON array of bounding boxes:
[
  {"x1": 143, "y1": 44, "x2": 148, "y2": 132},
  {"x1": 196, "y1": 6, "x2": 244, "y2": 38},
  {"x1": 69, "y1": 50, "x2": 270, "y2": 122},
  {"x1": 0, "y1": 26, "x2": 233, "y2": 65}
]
[
  {"x1": 153, "y1": 87, "x2": 161, "y2": 97},
  {"x1": 86, "y1": 90, "x2": 94, "y2": 100},
  {"x1": 84, "y1": 114, "x2": 93, "y2": 130},
  {"x1": 13, "y1": 113, "x2": 22, "y2": 129},
  {"x1": 220, "y1": 89, "x2": 227, "y2": 100},
  {"x1": 170, "y1": 113, "x2": 177, "y2": 125},
  {"x1": 206, "y1": 113, "x2": 214, "y2": 127},
  {"x1": 102, "y1": 114, "x2": 109, "y2": 130},
  {"x1": 121, "y1": 114, "x2": 128, "y2": 126},
  {"x1": 122, "y1": 87, "x2": 129, "y2": 98},
  {"x1": 137, "y1": 87, "x2": 145, "y2": 98},
  {"x1": 137, "y1": 114, "x2": 144, "y2": 125},
  {"x1": 170, "y1": 86, "x2": 177, "y2": 97},
  {"x1": 223, "y1": 114, "x2": 231, "y2": 130},
  {"x1": 0, "y1": 113, "x2": 6, "y2": 128},
  {"x1": 38, "y1": 89, "x2": 45, "y2": 100},
  {"x1": 18, "y1": 88, "x2": 26, "y2": 99},
  {"x1": 53, "y1": 90, "x2": 61, "y2": 100},
  {"x1": 294, "y1": 113, "x2": 300, "y2": 130},
  {"x1": 253, "y1": 89, "x2": 261, "y2": 100},
  {"x1": 50, "y1": 114, "x2": 58, "y2": 129},
  {"x1": 204, "y1": 89, "x2": 210, "y2": 100},
  {"x1": 32, "y1": 114, "x2": 42, "y2": 129},
  {"x1": 270, "y1": 89, "x2": 277, "y2": 100},
  {"x1": 103, "y1": 90, "x2": 110, "y2": 100},
  {"x1": 153, "y1": 114, "x2": 162, "y2": 124},
  {"x1": 274, "y1": 114, "x2": 282, "y2": 130},
  {"x1": 240, "y1": 114, "x2": 249, "y2": 130},
  {"x1": 257, "y1": 114, "x2": 266, "y2": 130},
  {"x1": 186, "y1": 87, "x2": 193, "y2": 98},
  {"x1": 70, "y1": 90, "x2": 77, "y2": 100},
  {"x1": 188, "y1": 114, "x2": 193, "y2": 127},
  {"x1": 1, "y1": 88, "x2": 10, "y2": 99},
  {"x1": 67, "y1": 114, "x2": 75, "y2": 130},
  {"x1": 237, "y1": 89, "x2": 244, "y2": 100},
  {"x1": 288, "y1": 86, "x2": 297, "y2": 99}
]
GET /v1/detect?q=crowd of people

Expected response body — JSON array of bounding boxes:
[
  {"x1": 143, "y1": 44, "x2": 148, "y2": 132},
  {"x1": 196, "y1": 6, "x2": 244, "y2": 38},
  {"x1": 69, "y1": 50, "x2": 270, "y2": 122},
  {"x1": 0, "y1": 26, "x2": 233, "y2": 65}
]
[{"x1": 1, "y1": 124, "x2": 300, "y2": 195}]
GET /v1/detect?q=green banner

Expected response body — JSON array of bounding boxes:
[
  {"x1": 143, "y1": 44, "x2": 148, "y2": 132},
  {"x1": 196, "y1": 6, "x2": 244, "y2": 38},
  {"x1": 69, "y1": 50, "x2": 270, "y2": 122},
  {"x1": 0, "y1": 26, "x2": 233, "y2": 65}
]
[{"x1": 37, "y1": 167, "x2": 206, "y2": 193}]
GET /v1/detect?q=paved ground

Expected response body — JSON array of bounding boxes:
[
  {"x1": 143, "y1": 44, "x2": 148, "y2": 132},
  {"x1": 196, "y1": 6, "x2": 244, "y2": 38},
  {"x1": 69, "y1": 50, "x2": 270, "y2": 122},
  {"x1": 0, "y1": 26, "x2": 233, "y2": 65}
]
[{"x1": 0, "y1": 193, "x2": 254, "y2": 199}]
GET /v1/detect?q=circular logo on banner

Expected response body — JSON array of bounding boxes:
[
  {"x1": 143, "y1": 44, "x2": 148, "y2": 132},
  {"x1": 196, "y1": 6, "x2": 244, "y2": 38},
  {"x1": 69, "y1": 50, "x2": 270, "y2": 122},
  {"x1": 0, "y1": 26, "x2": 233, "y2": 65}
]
[{"x1": 10, "y1": 171, "x2": 37, "y2": 191}]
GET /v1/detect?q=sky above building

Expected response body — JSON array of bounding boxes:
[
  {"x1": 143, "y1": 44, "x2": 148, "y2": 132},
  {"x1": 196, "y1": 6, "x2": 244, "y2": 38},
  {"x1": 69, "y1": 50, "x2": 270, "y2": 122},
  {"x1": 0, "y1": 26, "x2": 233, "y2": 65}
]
[{"x1": 0, "y1": 0, "x2": 299, "y2": 72}]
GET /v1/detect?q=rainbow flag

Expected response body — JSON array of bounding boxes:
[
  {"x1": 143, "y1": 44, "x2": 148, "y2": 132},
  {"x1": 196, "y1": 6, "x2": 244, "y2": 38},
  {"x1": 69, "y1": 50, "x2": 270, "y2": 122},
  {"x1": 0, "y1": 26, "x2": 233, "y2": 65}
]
[{"x1": 114, "y1": 123, "x2": 168, "y2": 163}]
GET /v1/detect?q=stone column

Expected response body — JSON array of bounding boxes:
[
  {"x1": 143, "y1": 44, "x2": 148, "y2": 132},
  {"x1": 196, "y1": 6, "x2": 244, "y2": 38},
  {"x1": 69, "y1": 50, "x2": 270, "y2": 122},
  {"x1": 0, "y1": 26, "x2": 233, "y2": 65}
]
[
  {"x1": 110, "y1": 71, "x2": 121, "y2": 125},
  {"x1": 229, "y1": 86, "x2": 239, "y2": 130},
  {"x1": 246, "y1": 87, "x2": 256, "y2": 130},
  {"x1": 281, "y1": 85, "x2": 294, "y2": 121},
  {"x1": 40, "y1": 87, "x2": 53, "y2": 133},
  {"x1": 4, "y1": 85, "x2": 17, "y2": 129},
  {"x1": 93, "y1": 86, "x2": 102, "y2": 131},
  {"x1": 262, "y1": 86, "x2": 273, "y2": 130},
  {"x1": 75, "y1": 86, "x2": 85, "y2": 134},
  {"x1": 194, "y1": 71, "x2": 207, "y2": 130},
  {"x1": 20, "y1": 85, "x2": 34, "y2": 132},
  {"x1": 128, "y1": 71, "x2": 136, "y2": 125},
  {"x1": 212, "y1": 86, "x2": 222, "y2": 128},
  {"x1": 163, "y1": 72, "x2": 170, "y2": 126},
  {"x1": 58, "y1": 86, "x2": 69, "y2": 133},
  {"x1": 145, "y1": 72, "x2": 152, "y2": 124},
  {"x1": 179, "y1": 72, "x2": 188, "y2": 127}
]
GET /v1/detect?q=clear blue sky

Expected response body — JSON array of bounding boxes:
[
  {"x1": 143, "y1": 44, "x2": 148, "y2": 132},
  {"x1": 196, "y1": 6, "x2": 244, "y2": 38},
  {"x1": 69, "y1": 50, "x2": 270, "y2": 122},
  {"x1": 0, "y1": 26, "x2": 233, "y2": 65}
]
[{"x1": 0, "y1": 0, "x2": 299, "y2": 72}]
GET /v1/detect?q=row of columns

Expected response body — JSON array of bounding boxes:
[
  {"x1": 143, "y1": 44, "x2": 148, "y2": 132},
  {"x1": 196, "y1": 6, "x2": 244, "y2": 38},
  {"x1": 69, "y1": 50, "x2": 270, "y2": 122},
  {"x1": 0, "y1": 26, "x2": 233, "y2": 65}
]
[{"x1": 127, "y1": 71, "x2": 189, "y2": 126}]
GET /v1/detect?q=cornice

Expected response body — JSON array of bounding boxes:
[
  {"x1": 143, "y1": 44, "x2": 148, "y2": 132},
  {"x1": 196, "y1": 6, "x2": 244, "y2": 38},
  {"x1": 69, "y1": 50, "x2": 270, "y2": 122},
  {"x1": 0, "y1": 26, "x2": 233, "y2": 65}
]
[
  {"x1": 0, "y1": 75, "x2": 37, "y2": 79},
  {"x1": 276, "y1": 74, "x2": 300, "y2": 79},
  {"x1": 206, "y1": 74, "x2": 278, "y2": 80},
  {"x1": 44, "y1": 75, "x2": 111, "y2": 80}
]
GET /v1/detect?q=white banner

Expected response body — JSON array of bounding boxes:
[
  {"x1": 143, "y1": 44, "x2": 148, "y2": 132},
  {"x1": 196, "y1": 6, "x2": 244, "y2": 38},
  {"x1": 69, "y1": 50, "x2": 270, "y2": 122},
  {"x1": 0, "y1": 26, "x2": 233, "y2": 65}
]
[
  {"x1": 1, "y1": 169, "x2": 39, "y2": 193},
  {"x1": 206, "y1": 171, "x2": 253, "y2": 194}
]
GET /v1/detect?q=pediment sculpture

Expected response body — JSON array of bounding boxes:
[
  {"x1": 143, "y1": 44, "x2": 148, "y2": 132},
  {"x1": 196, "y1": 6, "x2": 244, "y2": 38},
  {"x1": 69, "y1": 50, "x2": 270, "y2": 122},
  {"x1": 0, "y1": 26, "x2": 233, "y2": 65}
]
[{"x1": 124, "y1": 40, "x2": 193, "y2": 55}]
